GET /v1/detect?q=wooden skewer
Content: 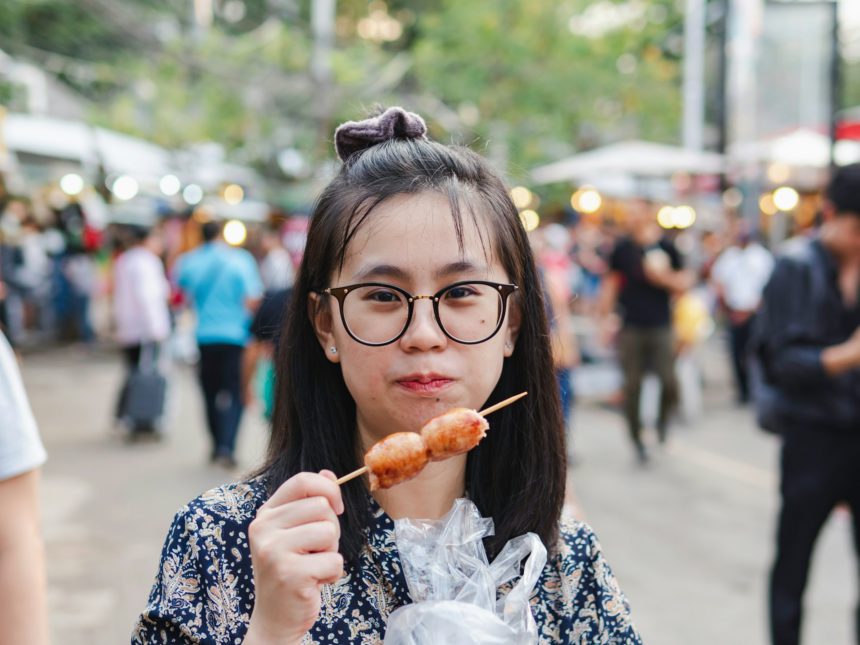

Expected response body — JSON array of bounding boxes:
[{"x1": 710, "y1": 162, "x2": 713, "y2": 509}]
[
  {"x1": 476, "y1": 391, "x2": 528, "y2": 417},
  {"x1": 335, "y1": 391, "x2": 528, "y2": 486},
  {"x1": 336, "y1": 466, "x2": 369, "y2": 486}
]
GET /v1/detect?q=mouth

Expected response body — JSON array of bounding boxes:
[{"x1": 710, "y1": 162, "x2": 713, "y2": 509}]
[{"x1": 395, "y1": 373, "x2": 455, "y2": 395}]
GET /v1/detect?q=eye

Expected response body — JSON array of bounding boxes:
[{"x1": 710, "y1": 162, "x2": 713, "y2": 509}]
[
  {"x1": 364, "y1": 288, "x2": 403, "y2": 304},
  {"x1": 444, "y1": 284, "x2": 479, "y2": 300}
]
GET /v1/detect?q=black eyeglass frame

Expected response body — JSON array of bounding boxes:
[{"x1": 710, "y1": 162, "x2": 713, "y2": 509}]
[{"x1": 320, "y1": 280, "x2": 518, "y2": 347}]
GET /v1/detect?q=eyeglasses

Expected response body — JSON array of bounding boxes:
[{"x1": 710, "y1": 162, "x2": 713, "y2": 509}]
[{"x1": 321, "y1": 280, "x2": 518, "y2": 346}]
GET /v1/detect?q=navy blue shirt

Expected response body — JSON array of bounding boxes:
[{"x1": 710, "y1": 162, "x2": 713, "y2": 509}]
[
  {"x1": 755, "y1": 237, "x2": 860, "y2": 433},
  {"x1": 133, "y1": 478, "x2": 642, "y2": 644}
]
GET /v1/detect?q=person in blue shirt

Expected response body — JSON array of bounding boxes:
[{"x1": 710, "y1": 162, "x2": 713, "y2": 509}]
[{"x1": 175, "y1": 220, "x2": 263, "y2": 468}]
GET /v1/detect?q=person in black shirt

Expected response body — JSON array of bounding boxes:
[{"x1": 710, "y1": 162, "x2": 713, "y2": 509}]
[
  {"x1": 242, "y1": 288, "x2": 292, "y2": 421},
  {"x1": 755, "y1": 164, "x2": 860, "y2": 645},
  {"x1": 600, "y1": 200, "x2": 692, "y2": 462}
]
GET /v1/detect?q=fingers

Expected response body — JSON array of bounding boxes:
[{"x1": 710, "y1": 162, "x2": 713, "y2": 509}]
[
  {"x1": 282, "y1": 521, "x2": 340, "y2": 554},
  {"x1": 255, "y1": 496, "x2": 341, "y2": 537},
  {"x1": 264, "y1": 471, "x2": 344, "y2": 515},
  {"x1": 302, "y1": 552, "x2": 345, "y2": 585}
]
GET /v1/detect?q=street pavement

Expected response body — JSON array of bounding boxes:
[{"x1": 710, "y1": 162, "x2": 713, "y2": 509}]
[{"x1": 19, "y1": 340, "x2": 856, "y2": 645}]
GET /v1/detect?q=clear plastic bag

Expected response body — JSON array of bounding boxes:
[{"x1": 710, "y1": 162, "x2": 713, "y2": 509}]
[{"x1": 384, "y1": 498, "x2": 547, "y2": 645}]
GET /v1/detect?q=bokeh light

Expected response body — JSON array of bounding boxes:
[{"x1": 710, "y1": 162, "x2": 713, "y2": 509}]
[
  {"x1": 183, "y1": 184, "x2": 204, "y2": 205},
  {"x1": 159, "y1": 174, "x2": 181, "y2": 196},
  {"x1": 773, "y1": 186, "x2": 800, "y2": 211},
  {"x1": 759, "y1": 193, "x2": 778, "y2": 216},
  {"x1": 223, "y1": 184, "x2": 244, "y2": 205},
  {"x1": 223, "y1": 219, "x2": 248, "y2": 246},
  {"x1": 510, "y1": 186, "x2": 533, "y2": 210},
  {"x1": 111, "y1": 175, "x2": 139, "y2": 201},
  {"x1": 59, "y1": 173, "x2": 84, "y2": 196},
  {"x1": 572, "y1": 187, "x2": 602, "y2": 214},
  {"x1": 519, "y1": 209, "x2": 540, "y2": 232}
]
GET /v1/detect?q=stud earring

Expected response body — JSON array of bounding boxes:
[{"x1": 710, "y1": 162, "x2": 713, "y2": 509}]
[{"x1": 330, "y1": 346, "x2": 338, "y2": 354}]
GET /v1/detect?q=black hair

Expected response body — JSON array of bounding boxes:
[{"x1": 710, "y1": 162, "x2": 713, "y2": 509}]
[
  {"x1": 828, "y1": 163, "x2": 860, "y2": 217},
  {"x1": 201, "y1": 220, "x2": 222, "y2": 242},
  {"x1": 259, "y1": 117, "x2": 566, "y2": 563},
  {"x1": 128, "y1": 225, "x2": 151, "y2": 244}
]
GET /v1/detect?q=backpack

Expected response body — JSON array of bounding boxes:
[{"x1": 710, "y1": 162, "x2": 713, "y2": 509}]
[{"x1": 749, "y1": 239, "x2": 828, "y2": 434}]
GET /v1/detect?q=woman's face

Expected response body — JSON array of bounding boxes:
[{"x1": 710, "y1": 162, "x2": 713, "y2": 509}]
[{"x1": 312, "y1": 192, "x2": 520, "y2": 447}]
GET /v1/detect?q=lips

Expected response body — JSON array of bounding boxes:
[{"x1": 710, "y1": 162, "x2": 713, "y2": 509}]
[{"x1": 396, "y1": 373, "x2": 454, "y2": 394}]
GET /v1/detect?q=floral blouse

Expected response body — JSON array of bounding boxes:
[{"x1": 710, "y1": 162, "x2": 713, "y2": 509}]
[{"x1": 132, "y1": 479, "x2": 642, "y2": 644}]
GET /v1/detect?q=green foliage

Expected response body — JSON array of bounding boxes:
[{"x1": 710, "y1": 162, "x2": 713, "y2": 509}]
[
  {"x1": 410, "y1": 0, "x2": 683, "y2": 176},
  {"x1": 0, "y1": 0, "x2": 685, "y2": 180}
]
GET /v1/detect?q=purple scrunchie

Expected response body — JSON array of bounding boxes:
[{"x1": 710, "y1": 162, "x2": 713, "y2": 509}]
[{"x1": 334, "y1": 107, "x2": 428, "y2": 161}]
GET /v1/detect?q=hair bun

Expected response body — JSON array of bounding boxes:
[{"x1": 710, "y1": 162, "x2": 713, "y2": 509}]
[{"x1": 334, "y1": 106, "x2": 428, "y2": 161}]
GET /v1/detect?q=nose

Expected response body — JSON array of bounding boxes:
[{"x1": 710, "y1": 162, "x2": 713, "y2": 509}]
[{"x1": 399, "y1": 297, "x2": 447, "y2": 352}]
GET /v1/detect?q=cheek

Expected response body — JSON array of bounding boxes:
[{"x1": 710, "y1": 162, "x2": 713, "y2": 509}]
[
  {"x1": 339, "y1": 347, "x2": 390, "y2": 403},
  {"x1": 460, "y1": 340, "x2": 506, "y2": 394}
]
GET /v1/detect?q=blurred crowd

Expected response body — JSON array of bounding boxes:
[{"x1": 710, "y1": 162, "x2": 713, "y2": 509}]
[
  {"x1": 5, "y1": 163, "x2": 860, "y2": 645},
  {"x1": 0, "y1": 190, "x2": 780, "y2": 456}
]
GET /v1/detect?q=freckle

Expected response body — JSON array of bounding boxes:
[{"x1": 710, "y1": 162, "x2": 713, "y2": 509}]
[{"x1": 436, "y1": 398, "x2": 440, "y2": 402}]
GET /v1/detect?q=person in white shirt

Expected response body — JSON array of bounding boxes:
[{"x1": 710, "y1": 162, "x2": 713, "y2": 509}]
[
  {"x1": 0, "y1": 330, "x2": 49, "y2": 645},
  {"x1": 711, "y1": 223, "x2": 775, "y2": 403},
  {"x1": 113, "y1": 226, "x2": 171, "y2": 435},
  {"x1": 258, "y1": 225, "x2": 294, "y2": 293}
]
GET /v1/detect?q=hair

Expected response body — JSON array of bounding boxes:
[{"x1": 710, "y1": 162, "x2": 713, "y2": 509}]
[
  {"x1": 828, "y1": 163, "x2": 860, "y2": 217},
  {"x1": 128, "y1": 225, "x2": 152, "y2": 244},
  {"x1": 201, "y1": 220, "x2": 223, "y2": 242},
  {"x1": 258, "y1": 108, "x2": 566, "y2": 562}
]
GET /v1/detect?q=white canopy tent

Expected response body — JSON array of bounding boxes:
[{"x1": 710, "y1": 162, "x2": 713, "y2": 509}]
[
  {"x1": 531, "y1": 140, "x2": 725, "y2": 185},
  {"x1": 728, "y1": 128, "x2": 860, "y2": 169},
  {"x1": 3, "y1": 113, "x2": 174, "y2": 173}
]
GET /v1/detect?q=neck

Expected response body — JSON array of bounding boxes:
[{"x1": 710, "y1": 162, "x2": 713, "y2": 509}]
[
  {"x1": 357, "y1": 416, "x2": 467, "y2": 521},
  {"x1": 632, "y1": 224, "x2": 658, "y2": 246},
  {"x1": 372, "y1": 455, "x2": 467, "y2": 520},
  {"x1": 820, "y1": 225, "x2": 851, "y2": 267}
]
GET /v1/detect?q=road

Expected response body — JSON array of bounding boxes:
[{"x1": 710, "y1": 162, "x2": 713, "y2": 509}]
[{"x1": 19, "y1": 340, "x2": 855, "y2": 644}]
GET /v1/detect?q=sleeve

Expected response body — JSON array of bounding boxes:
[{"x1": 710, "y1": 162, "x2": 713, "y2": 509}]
[
  {"x1": 251, "y1": 289, "x2": 292, "y2": 343},
  {"x1": 757, "y1": 257, "x2": 829, "y2": 390},
  {"x1": 561, "y1": 523, "x2": 642, "y2": 644},
  {"x1": 132, "y1": 509, "x2": 212, "y2": 645},
  {"x1": 241, "y1": 252, "x2": 264, "y2": 300},
  {"x1": 665, "y1": 240, "x2": 683, "y2": 270},
  {"x1": 173, "y1": 256, "x2": 190, "y2": 294},
  {"x1": 608, "y1": 242, "x2": 623, "y2": 274},
  {"x1": 710, "y1": 252, "x2": 727, "y2": 288},
  {"x1": 137, "y1": 258, "x2": 170, "y2": 342},
  {"x1": 0, "y1": 332, "x2": 46, "y2": 481}
]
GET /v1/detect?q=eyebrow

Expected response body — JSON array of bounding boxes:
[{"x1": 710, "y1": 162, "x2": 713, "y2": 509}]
[{"x1": 352, "y1": 260, "x2": 488, "y2": 282}]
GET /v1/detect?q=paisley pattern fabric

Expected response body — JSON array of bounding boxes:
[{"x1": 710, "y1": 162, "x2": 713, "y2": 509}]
[{"x1": 132, "y1": 479, "x2": 642, "y2": 644}]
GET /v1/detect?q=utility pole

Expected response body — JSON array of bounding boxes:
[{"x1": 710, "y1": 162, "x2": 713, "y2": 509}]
[
  {"x1": 311, "y1": 0, "x2": 336, "y2": 159},
  {"x1": 683, "y1": 0, "x2": 707, "y2": 151},
  {"x1": 715, "y1": 0, "x2": 730, "y2": 189},
  {"x1": 828, "y1": 0, "x2": 841, "y2": 168}
]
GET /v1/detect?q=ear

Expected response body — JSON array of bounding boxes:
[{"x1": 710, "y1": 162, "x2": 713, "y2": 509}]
[
  {"x1": 821, "y1": 200, "x2": 836, "y2": 222},
  {"x1": 503, "y1": 297, "x2": 522, "y2": 358},
  {"x1": 308, "y1": 292, "x2": 340, "y2": 364}
]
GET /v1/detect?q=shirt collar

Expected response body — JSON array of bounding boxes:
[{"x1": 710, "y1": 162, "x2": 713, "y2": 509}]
[
  {"x1": 811, "y1": 236, "x2": 839, "y2": 282},
  {"x1": 362, "y1": 495, "x2": 413, "y2": 606}
]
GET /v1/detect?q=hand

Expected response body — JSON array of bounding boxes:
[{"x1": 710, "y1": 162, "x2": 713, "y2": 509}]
[
  {"x1": 244, "y1": 471, "x2": 345, "y2": 645},
  {"x1": 242, "y1": 385, "x2": 255, "y2": 408},
  {"x1": 597, "y1": 314, "x2": 620, "y2": 348},
  {"x1": 643, "y1": 264, "x2": 672, "y2": 290},
  {"x1": 845, "y1": 327, "x2": 860, "y2": 364}
]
